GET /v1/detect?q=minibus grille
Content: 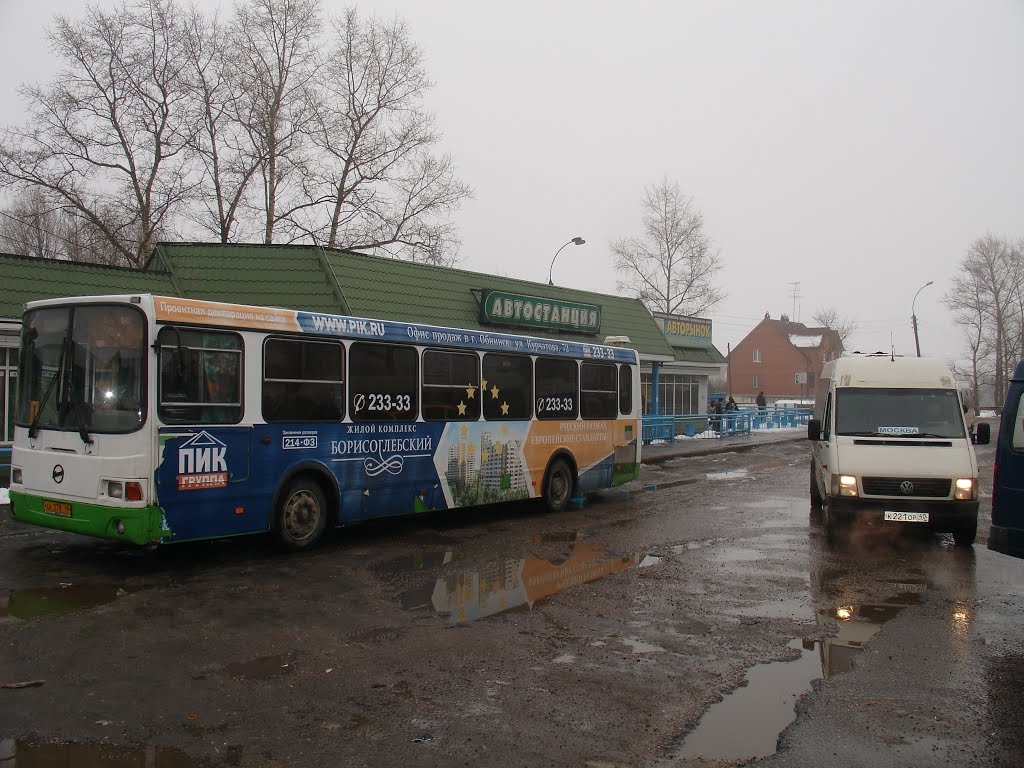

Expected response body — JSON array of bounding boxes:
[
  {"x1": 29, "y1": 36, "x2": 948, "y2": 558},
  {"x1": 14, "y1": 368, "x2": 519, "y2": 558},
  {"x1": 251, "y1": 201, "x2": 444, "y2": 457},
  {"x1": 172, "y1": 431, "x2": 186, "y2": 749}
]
[{"x1": 862, "y1": 477, "x2": 951, "y2": 498}]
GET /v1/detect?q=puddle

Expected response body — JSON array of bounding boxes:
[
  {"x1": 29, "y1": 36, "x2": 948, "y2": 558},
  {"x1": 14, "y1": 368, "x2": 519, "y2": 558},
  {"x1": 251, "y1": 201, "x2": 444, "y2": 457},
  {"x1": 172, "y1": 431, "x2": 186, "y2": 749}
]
[
  {"x1": 0, "y1": 583, "x2": 132, "y2": 620},
  {"x1": 399, "y1": 541, "x2": 641, "y2": 622},
  {"x1": 673, "y1": 638, "x2": 820, "y2": 761},
  {"x1": 225, "y1": 654, "x2": 292, "y2": 679},
  {"x1": 814, "y1": 591, "x2": 922, "y2": 677},
  {"x1": 0, "y1": 739, "x2": 208, "y2": 766},
  {"x1": 705, "y1": 469, "x2": 749, "y2": 480}
]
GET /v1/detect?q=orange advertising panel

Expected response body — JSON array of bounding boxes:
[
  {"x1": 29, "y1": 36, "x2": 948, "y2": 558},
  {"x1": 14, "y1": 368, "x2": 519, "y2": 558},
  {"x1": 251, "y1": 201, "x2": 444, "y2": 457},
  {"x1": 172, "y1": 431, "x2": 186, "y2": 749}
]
[
  {"x1": 523, "y1": 419, "x2": 638, "y2": 490},
  {"x1": 153, "y1": 296, "x2": 301, "y2": 333}
]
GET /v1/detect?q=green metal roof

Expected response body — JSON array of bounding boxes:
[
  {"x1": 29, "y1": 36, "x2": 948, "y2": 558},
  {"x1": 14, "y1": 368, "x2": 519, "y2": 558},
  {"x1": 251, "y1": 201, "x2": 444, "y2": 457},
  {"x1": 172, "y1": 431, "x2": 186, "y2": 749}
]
[
  {"x1": 672, "y1": 344, "x2": 727, "y2": 365},
  {"x1": 0, "y1": 252, "x2": 175, "y2": 320},
  {"x1": 0, "y1": 243, "x2": 677, "y2": 359}
]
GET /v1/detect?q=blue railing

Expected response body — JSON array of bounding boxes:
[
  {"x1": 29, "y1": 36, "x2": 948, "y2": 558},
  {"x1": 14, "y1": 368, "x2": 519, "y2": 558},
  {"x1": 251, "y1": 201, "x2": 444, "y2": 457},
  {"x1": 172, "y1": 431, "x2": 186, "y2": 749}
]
[
  {"x1": 641, "y1": 408, "x2": 812, "y2": 444},
  {"x1": 0, "y1": 444, "x2": 11, "y2": 487}
]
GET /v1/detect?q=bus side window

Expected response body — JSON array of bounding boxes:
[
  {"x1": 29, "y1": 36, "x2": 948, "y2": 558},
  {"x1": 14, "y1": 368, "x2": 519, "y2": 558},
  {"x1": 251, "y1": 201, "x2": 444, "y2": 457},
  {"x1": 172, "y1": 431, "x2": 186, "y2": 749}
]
[
  {"x1": 422, "y1": 349, "x2": 479, "y2": 421},
  {"x1": 580, "y1": 362, "x2": 617, "y2": 419},
  {"x1": 263, "y1": 338, "x2": 344, "y2": 422},
  {"x1": 618, "y1": 364, "x2": 633, "y2": 415},
  {"x1": 535, "y1": 357, "x2": 578, "y2": 420},
  {"x1": 482, "y1": 353, "x2": 532, "y2": 420},
  {"x1": 157, "y1": 328, "x2": 242, "y2": 424},
  {"x1": 349, "y1": 342, "x2": 418, "y2": 422}
]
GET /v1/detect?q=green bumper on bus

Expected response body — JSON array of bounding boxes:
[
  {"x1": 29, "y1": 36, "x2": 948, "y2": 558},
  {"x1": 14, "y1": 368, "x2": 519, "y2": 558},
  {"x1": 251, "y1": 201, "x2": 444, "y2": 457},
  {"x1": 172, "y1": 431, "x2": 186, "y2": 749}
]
[
  {"x1": 9, "y1": 491, "x2": 166, "y2": 546},
  {"x1": 611, "y1": 462, "x2": 640, "y2": 487}
]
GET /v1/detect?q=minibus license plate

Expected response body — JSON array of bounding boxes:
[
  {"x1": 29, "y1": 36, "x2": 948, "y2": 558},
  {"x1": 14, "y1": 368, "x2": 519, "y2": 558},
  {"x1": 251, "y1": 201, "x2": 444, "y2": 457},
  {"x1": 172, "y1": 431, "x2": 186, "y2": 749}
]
[
  {"x1": 884, "y1": 511, "x2": 928, "y2": 523},
  {"x1": 43, "y1": 500, "x2": 72, "y2": 517}
]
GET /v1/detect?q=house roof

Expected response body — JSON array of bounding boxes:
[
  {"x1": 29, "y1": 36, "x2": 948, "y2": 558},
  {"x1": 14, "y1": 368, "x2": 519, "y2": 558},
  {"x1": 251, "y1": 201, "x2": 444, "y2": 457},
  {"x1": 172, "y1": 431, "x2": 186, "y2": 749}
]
[
  {"x1": 0, "y1": 243, "x2": 678, "y2": 360},
  {"x1": 673, "y1": 344, "x2": 727, "y2": 365}
]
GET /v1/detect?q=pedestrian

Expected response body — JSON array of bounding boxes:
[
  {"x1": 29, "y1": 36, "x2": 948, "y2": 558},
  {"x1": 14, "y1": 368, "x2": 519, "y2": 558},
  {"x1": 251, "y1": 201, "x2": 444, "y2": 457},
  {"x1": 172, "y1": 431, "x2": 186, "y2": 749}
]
[
  {"x1": 725, "y1": 397, "x2": 737, "y2": 412},
  {"x1": 756, "y1": 391, "x2": 767, "y2": 412},
  {"x1": 708, "y1": 398, "x2": 722, "y2": 434}
]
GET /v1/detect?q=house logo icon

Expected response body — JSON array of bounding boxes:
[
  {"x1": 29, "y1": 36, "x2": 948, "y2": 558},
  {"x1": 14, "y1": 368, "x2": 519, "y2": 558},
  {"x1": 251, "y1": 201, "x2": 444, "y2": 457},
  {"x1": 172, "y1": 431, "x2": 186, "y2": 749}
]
[{"x1": 177, "y1": 431, "x2": 229, "y2": 491}]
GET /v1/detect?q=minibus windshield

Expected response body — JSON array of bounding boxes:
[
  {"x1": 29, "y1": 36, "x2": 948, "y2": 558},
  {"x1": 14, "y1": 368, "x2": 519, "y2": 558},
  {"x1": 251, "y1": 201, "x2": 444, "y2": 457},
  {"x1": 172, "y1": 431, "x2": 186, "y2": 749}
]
[{"x1": 835, "y1": 388, "x2": 965, "y2": 439}]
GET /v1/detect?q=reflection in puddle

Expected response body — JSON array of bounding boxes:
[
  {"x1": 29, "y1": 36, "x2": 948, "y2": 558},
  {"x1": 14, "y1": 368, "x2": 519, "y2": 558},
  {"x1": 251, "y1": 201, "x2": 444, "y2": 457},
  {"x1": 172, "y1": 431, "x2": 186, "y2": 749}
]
[
  {"x1": 674, "y1": 638, "x2": 820, "y2": 761},
  {"x1": 813, "y1": 589, "x2": 923, "y2": 677},
  {"x1": 0, "y1": 739, "x2": 207, "y2": 766},
  {"x1": 225, "y1": 654, "x2": 292, "y2": 679},
  {"x1": 400, "y1": 542, "x2": 640, "y2": 622},
  {"x1": 0, "y1": 583, "x2": 130, "y2": 620}
]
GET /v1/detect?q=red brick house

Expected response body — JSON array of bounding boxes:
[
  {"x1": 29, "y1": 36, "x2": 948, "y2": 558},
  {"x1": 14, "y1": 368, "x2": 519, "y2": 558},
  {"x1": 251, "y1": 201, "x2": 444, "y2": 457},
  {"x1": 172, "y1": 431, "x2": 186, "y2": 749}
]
[{"x1": 728, "y1": 313, "x2": 843, "y2": 403}]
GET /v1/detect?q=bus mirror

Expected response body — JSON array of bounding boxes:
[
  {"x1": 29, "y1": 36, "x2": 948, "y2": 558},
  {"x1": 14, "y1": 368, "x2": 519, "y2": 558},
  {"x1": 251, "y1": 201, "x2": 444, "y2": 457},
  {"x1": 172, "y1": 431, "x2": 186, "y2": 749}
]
[
  {"x1": 807, "y1": 418, "x2": 821, "y2": 441},
  {"x1": 974, "y1": 421, "x2": 991, "y2": 446}
]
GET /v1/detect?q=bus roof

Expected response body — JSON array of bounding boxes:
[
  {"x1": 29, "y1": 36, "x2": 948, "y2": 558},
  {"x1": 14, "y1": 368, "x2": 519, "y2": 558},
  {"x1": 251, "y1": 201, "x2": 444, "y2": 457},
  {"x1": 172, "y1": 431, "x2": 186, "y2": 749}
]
[{"x1": 24, "y1": 293, "x2": 640, "y2": 364}]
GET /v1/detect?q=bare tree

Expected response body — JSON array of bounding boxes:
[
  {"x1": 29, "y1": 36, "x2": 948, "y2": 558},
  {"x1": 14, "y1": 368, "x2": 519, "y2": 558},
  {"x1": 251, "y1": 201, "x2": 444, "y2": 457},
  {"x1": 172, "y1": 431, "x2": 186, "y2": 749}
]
[
  {"x1": 612, "y1": 178, "x2": 725, "y2": 316},
  {"x1": 230, "y1": 0, "x2": 321, "y2": 244},
  {"x1": 811, "y1": 307, "x2": 857, "y2": 347},
  {"x1": 946, "y1": 234, "x2": 1023, "y2": 399},
  {"x1": 277, "y1": 9, "x2": 470, "y2": 263},
  {"x1": 182, "y1": 7, "x2": 263, "y2": 243},
  {"x1": 0, "y1": 190, "x2": 69, "y2": 259},
  {"x1": 0, "y1": 0, "x2": 195, "y2": 267}
]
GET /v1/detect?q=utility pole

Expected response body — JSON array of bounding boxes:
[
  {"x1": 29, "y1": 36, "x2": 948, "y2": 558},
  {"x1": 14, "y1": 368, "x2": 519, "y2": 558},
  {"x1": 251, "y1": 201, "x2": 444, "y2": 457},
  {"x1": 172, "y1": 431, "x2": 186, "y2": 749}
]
[{"x1": 788, "y1": 282, "x2": 802, "y2": 321}]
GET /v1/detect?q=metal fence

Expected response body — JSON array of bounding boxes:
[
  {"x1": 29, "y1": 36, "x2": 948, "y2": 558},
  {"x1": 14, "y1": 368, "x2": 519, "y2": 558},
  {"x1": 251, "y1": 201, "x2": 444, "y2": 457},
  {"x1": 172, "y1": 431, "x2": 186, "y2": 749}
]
[{"x1": 641, "y1": 408, "x2": 812, "y2": 444}]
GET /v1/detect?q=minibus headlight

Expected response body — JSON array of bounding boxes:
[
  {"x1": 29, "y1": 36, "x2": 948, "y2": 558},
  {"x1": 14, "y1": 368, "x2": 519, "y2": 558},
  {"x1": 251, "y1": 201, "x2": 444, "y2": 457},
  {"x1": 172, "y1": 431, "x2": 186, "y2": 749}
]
[
  {"x1": 11, "y1": 467, "x2": 21, "y2": 484},
  {"x1": 831, "y1": 474, "x2": 858, "y2": 497},
  {"x1": 954, "y1": 478, "x2": 975, "y2": 500},
  {"x1": 107, "y1": 481, "x2": 124, "y2": 499}
]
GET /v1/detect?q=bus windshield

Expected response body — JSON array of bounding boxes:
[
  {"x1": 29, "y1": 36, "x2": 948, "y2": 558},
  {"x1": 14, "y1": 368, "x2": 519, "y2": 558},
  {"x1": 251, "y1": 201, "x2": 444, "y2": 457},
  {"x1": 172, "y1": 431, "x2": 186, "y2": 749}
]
[
  {"x1": 835, "y1": 388, "x2": 965, "y2": 439},
  {"x1": 17, "y1": 304, "x2": 146, "y2": 435}
]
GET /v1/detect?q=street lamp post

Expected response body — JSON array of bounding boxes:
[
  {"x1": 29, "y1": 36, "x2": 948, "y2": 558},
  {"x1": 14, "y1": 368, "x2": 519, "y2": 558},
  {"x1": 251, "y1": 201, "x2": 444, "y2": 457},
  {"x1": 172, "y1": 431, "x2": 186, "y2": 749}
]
[
  {"x1": 911, "y1": 280, "x2": 934, "y2": 357},
  {"x1": 548, "y1": 236, "x2": 585, "y2": 285}
]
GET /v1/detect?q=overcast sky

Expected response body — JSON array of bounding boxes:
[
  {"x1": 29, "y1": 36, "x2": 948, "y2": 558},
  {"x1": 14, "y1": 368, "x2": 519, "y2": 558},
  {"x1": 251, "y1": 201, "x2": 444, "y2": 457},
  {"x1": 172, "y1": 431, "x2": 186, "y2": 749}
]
[{"x1": 2, "y1": 0, "x2": 1022, "y2": 366}]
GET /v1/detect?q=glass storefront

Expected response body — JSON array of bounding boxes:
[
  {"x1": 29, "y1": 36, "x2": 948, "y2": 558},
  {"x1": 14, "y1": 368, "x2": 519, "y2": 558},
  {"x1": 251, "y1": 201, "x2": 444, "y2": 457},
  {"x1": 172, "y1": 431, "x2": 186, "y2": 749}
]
[{"x1": 641, "y1": 372, "x2": 700, "y2": 416}]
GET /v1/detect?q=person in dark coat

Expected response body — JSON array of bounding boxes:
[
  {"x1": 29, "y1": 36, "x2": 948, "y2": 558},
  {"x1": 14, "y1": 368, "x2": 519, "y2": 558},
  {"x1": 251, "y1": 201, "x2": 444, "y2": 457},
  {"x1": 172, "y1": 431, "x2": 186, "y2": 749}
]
[{"x1": 756, "y1": 391, "x2": 767, "y2": 412}]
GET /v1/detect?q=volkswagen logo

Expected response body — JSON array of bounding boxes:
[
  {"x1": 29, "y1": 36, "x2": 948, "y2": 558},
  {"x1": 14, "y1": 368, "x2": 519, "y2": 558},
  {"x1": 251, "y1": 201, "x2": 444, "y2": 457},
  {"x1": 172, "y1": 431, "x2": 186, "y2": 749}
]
[
  {"x1": 52, "y1": 464, "x2": 65, "y2": 483},
  {"x1": 899, "y1": 480, "x2": 914, "y2": 495}
]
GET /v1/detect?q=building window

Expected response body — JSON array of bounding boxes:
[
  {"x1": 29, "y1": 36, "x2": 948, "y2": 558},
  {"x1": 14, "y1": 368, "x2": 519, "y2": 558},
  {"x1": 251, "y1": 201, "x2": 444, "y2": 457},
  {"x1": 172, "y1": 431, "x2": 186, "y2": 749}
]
[
  {"x1": 640, "y1": 373, "x2": 700, "y2": 416},
  {"x1": 753, "y1": 349, "x2": 762, "y2": 363},
  {"x1": 752, "y1": 375, "x2": 760, "y2": 389}
]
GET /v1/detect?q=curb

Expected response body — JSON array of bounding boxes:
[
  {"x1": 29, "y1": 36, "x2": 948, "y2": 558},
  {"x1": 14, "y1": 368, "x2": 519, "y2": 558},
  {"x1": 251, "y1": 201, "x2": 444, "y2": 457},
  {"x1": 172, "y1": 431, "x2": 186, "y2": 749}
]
[{"x1": 640, "y1": 434, "x2": 806, "y2": 466}]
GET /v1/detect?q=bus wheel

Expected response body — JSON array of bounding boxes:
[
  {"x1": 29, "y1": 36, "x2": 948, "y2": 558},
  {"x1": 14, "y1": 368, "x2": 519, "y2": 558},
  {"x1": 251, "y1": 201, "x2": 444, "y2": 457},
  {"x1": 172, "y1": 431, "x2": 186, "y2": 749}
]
[
  {"x1": 543, "y1": 458, "x2": 575, "y2": 513},
  {"x1": 275, "y1": 478, "x2": 328, "y2": 551}
]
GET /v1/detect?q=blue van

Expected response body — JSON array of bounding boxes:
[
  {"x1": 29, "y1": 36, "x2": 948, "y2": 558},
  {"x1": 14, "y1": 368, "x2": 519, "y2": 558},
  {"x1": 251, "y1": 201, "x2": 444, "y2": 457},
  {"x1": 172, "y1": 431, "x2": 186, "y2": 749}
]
[{"x1": 989, "y1": 359, "x2": 1024, "y2": 558}]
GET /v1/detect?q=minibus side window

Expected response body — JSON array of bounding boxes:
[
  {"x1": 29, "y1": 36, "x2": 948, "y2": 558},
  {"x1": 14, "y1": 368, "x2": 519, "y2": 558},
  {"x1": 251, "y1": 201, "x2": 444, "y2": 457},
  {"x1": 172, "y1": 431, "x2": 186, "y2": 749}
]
[{"x1": 1012, "y1": 392, "x2": 1024, "y2": 450}]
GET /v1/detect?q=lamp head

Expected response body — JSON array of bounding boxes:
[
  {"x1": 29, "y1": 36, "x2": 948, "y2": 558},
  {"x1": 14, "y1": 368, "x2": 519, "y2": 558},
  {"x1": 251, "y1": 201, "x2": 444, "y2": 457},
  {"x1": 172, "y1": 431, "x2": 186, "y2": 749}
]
[{"x1": 571, "y1": 237, "x2": 585, "y2": 246}]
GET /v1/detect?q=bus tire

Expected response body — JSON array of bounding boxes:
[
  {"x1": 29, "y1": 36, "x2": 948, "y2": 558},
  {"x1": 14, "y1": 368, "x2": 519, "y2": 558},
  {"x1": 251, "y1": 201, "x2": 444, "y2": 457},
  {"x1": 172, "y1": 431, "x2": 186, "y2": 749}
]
[
  {"x1": 274, "y1": 477, "x2": 329, "y2": 551},
  {"x1": 543, "y1": 458, "x2": 575, "y2": 514}
]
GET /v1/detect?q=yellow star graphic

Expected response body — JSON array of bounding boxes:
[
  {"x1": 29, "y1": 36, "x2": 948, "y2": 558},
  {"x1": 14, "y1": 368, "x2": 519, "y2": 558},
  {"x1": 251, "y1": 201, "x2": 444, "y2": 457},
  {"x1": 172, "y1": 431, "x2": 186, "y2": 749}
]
[
  {"x1": 466, "y1": 384, "x2": 476, "y2": 398},
  {"x1": 460, "y1": 424, "x2": 469, "y2": 440},
  {"x1": 480, "y1": 378, "x2": 488, "y2": 391},
  {"x1": 457, "y1": 401, "x2": 467, "y2": 416},
  {"x1": 490, "y1": 384, "x2": 500, "y2": 399},
  {"x1": 501, "y1": 401, "x2": 510, "y2": 415}
]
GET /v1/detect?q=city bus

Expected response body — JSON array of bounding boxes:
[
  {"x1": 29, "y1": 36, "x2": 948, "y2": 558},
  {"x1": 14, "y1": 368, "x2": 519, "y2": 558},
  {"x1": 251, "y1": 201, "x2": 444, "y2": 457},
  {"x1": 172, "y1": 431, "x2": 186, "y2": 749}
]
[{"x1": 8, "y1": 294, "x2": 641, "y2": 549}]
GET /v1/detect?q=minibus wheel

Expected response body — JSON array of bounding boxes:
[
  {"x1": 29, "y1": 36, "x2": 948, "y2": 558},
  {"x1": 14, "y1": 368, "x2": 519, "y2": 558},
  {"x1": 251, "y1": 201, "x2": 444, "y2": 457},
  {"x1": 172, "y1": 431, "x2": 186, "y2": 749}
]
[
  {"x1": 951, "y1": 519, "x2": 977, "y2": 547},
  {"x1": 543, "y1": 458, "x2": 575, "y2": 513},
  {"x1": 809, "y1": 461, "x2": 823, "y2": 509},
  {"x1": 275, "y1": 477, "x2": 328, "y2": 551}
]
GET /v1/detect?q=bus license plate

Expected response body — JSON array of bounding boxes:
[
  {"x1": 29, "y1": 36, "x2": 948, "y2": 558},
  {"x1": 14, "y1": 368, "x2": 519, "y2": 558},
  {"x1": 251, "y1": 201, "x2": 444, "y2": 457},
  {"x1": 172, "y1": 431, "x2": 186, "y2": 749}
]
[
  {"x1": 884, "y1": 511, "x2": 928, "y2": 523},
  {"x1": 42, "y1": 500, "x2": 73, "y2": 517}
]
